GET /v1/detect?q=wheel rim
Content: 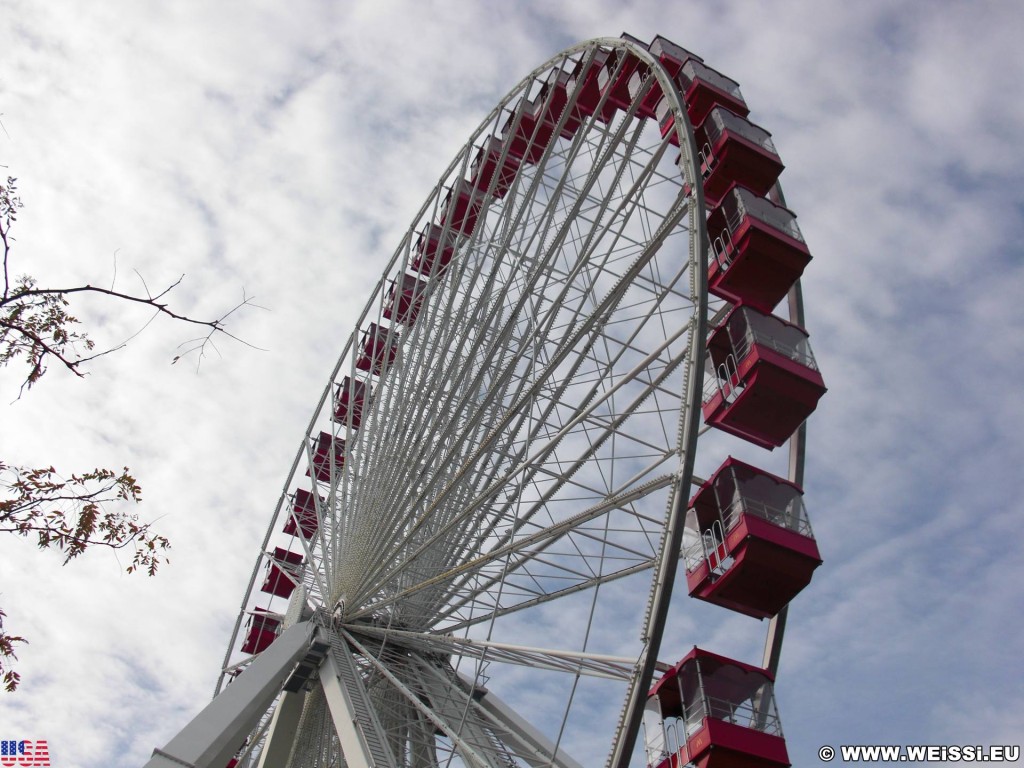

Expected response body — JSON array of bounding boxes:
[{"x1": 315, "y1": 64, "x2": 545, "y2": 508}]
[{"x1": 222, "y1": 38, "x2": 714, "y2": 768}]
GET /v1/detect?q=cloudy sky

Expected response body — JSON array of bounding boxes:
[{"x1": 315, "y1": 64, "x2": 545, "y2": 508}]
[{"x1": 2, "y1": 1, "x2": 1023, "y2": 766}]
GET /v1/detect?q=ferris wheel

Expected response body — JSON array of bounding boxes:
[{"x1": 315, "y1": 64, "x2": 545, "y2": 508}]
[{"x1": 147, "y1": 34, "x2": 825, "y2": 768}]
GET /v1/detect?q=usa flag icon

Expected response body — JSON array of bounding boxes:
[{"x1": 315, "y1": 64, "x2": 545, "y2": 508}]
[{"x1": 0, "y1": 740, "x2": 50, "y2": 767}]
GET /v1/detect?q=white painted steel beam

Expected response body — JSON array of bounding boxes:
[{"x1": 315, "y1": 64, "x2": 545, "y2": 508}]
[
  {"x1": 411, "y1": 658, "x2": 585, "y2": 768},
  {"x1": 467, "y1": 675, "x2": 586, "y2": 768},
  {"x1": 145, "y1": 621, "x2": 316, "y2": 768},
  {"x1": 341, "y1": 630, "x2": 492, "y2": 768},
  {"x1": 350, "y1": 626, "x2": 636, "y2": 681},
  {"x1": 408, "y1": 663, "x2": 508, "y2": 768},
  {"x1": 255, "y1": 690, "x2": 306, "y2": 768},
  {"x1": 319, "y1": 637, "x2": 398, "y2": 768}
]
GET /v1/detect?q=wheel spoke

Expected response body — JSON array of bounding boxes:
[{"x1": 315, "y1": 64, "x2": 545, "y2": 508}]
[{"x1": 222, "y1": 37, "x2": 714, "y2": 768}]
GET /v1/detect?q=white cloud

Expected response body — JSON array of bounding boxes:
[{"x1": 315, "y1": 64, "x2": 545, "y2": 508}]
[{"x1": 2, "y1": 1, "x2": 1022, "y2": 766}]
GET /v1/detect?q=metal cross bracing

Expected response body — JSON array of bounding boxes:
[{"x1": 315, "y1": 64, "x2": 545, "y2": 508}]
[{"x1": 328, "y1": 106, "x2": 696, "y2": 629}]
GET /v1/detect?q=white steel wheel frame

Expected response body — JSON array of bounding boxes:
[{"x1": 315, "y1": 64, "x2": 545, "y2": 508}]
[{"x1": 218, "y1": 38, "x2": 721, "y2": 768}]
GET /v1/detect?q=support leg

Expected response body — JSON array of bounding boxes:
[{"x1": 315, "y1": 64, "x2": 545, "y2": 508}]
[{"x1": 145, "y1": 621, "x2": 316, "y2": 768}]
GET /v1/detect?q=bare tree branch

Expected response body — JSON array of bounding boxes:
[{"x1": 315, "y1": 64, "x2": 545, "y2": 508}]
[
  {"x1": 1, "y1": 177, "x2": 267, "y2": 395},
  {"x1": 1, "y1": 174, "x2": 21, "y2": 302},
  {"x1": 0, "y1": 173, "x2": 259, "y2": 690}
]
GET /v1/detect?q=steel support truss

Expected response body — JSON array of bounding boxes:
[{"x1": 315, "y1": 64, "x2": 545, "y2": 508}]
[
  {"x1": 145, "y1": 621, "x2": 320, "y2": 768},
  {"x1": 146, "y1": 621, "x2": 587, "y2": 768}
]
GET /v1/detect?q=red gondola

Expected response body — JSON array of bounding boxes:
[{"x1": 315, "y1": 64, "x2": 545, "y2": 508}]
[
  {"x1": 306, "y1": 431, "x2": 345, "y2": 484},
  {"x1": 706, "y1": 184, "x2": 811, "y2": 313},
  {"x1": 695, "y1": 107, "x2": 784, "y2": 209},
  {"x1": 440, "y1": 178, "x2": 488, "y2": 236},
  {"x1": 260, "y1": 547, "x2": 304, "y2": 598},
  {"x1": 643, "y1": 648, "x2": 790, "y2": 768},
  {"x1": 656, "y1": 61, "x2": 750, "y2": 148},
  {"x1": 532, "y1": 69, "x2": 584, "y2": 140},
  {"x1": 679, "y1": 59, "x2": 749, "y2": 127},
  {"x1": 411, "y1": 224, "x2": 457, "y2": 277},
  {"x1": 702, "y1": 306, "x2": 826, "y2": 449},
  {"x1": 649, "y1": 36, "x2": 702, "y2": 78},
  {"x1": 333, "y1": 376, "x2": 371, "y2": 430},
  {"x1": 567, "y1": 49, "x2": 612, "y2": 120},
  {"x1": 240, "y1": 608, "x2": 281, "y2": 655},
  {"x1": 598, "y1": 45, "x2": 647, "y2": 116},
  {"x1": 501, "y1": 96, "x2": 555, "y2": 165},
  {"x1": 384, "y1": 273, "x2": 429, "y2": 326},
  {"x1": 684, "y1": 458, "x2": 821, "y2": 618},
  {"x1": 627, "y1": 67, "x2": 662, "y2": 121},
  {"x1": 282, "y1": 488, "x2": 321, "y2": 539},
  {"x1": 470, "y1": 135, "x2": 521, "y2": 199},
  {"x1": 355, "y1": 323, "x2": 399, "y2": 376}
]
